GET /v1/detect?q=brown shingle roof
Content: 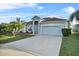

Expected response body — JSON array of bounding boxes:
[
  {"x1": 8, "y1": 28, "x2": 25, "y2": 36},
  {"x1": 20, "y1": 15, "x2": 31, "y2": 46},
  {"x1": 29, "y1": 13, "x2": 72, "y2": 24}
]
[{"x1": 42, "y1": 17, "x2": 66, "y2": 22}]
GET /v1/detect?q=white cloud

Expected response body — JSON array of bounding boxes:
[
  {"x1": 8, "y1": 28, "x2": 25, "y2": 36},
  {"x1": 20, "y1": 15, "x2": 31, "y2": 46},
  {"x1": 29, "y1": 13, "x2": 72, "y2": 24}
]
[
  {"x1": 25, "y1": 3, "x2": 44, "y2": 9},
  {"x1": 0, "y1": 4, "x2": 25, "y2": 10},
  {"x1": 46, "y1": 14, "x2": 67, "y2": 18},
  {"x1": 0, "y1": 13, "x2": 46, "y2": 17},
  {"x1": 37, "y1": 6, "x2": 44, "y2": 9},
  {"x1": 25, "y1": 3, "x2": 37, "y2": 8},
  {"x1": 0, "y1": 3, "x2": 44, "y2": 11},
  {"x1": 0, "y1": 13, "x2": 46, "y2": 23},
  {"x1": 62, "y1": 6, "x2": 76, "y2": 14},
  {"x1": 0, "y1": 18, "x2": 12, "y2": 23}
]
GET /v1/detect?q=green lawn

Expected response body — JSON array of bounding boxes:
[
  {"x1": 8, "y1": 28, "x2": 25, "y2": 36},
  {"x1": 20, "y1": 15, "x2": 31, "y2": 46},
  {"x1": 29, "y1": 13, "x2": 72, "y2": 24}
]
[
  {"x1": 0, "y1": 33, "x2": 33, "y2": 44},
  {"x1": 59, "y1": 34, "x2": 79, "y2": 56}
]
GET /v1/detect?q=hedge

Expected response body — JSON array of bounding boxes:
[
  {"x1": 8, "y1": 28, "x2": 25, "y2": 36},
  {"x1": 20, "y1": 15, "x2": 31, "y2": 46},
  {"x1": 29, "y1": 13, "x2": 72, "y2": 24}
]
[{"x1": 62, "y1": 28, "x2": 71, "y2": 36}]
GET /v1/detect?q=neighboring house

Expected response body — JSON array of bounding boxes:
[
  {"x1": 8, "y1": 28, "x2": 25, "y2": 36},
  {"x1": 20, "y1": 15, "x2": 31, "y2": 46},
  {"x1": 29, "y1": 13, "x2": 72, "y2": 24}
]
[
  {"x1": 26, "y1": 21, "x2": 32, "y2": 33},
  {"x1": 70, "y1": 17, "x2": 79, "y2": 32},
  {"x1": 26, "y1": 16, "x2": 67, "y2": 36},
  {"x1": 70, "y1": 10, "x2": 79, "y2": 32}
]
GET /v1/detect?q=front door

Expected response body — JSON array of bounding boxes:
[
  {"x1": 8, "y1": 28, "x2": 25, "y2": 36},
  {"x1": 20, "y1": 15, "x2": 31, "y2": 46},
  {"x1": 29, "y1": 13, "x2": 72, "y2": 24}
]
[{"x1": 34, "y1": 21, "x2": 38, "y2": 34}]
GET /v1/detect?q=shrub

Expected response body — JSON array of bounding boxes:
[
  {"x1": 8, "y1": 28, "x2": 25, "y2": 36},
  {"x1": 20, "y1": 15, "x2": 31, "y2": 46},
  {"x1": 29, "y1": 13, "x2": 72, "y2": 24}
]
[{"x1": 62, "y1": 28, "x2": 71, "y2": 36}]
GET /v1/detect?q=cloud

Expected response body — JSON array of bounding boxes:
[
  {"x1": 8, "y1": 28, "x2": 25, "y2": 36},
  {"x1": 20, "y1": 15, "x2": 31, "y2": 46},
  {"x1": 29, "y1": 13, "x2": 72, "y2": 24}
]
[
  {"x1": 0, "y1": 18, "x2": 12, "y2": 23},
  {"x1": 0, "y1": 3, "x2": 44, "y2": 11},
  {"x1": 0, "y1": 4, "x2": 25, "y2": 10},
  {"x1": 0, "y1": 13, "x2": 46, "y2": 17},
  {"x1": 25, "y1": 3, "x2": 44, "y2": 9},
  {"x1": 37, "y1": 6, "x2": 44, "y2": 9},
  {"x1": 45, "y1": 14, "x2": 67, "y2": 18},
  {"x1": 62, "y1": 6, "x2": 76, "y2": 14},
  {"x1": 25, "y1": 3, "x2": 37, "y2": 8},
  {"x1": 0, "y1": 13, "x2": 46, "y2": 23}
]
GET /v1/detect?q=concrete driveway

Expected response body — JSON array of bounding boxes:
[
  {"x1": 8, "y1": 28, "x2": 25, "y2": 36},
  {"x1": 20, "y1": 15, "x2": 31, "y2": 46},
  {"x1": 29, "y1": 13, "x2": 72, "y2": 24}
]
[{"x1": 4, "y1": 35, "x2": 62, "y2": 56}]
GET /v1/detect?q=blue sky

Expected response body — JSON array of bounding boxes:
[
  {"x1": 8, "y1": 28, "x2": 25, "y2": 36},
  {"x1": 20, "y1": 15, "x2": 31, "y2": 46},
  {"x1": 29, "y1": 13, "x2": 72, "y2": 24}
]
[{"x1": 0, "y1": 3, "x2": 79, "y2": 23}]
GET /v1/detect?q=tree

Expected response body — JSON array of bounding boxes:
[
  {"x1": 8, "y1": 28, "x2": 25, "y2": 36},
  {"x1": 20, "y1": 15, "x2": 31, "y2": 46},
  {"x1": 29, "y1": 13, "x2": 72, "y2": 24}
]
[
  {"x1": 10, "y1": 21, "x2": 17, "y2": 30},
  {"x1": 16, "y1": 17, "x2": 25, "y2": 32},
  {"x1": 0, "y1": 17, "x2": 25, "y2": 36},
  {"x1": 9, "y1": 18, "x2": 25, "y2": 36},
  {"x1": 0, "y1": 23, "x2": 7, "y2": 32},
  {"x1": 70, "y1": 10, "x2": 79, "y2": 21}
]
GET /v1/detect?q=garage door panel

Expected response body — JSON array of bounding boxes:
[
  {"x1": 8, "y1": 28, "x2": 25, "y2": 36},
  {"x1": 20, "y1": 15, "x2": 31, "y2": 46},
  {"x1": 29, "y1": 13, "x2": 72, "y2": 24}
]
[{"x1": 40, "y1": 25, "x2": 62, "y2": 36}]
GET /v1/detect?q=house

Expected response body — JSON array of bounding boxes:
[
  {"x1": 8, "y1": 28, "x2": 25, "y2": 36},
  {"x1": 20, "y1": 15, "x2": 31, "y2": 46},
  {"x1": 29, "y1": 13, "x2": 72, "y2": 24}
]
[
  {"x1": 70, "y1": 17, "x2": 79, "y2": 32},
  {"x1": 26, "y1": 16, "x2": 67, "y2": 36},
  {"x1": 26, "y1": 21, "x2": 32, "y2": 33}
]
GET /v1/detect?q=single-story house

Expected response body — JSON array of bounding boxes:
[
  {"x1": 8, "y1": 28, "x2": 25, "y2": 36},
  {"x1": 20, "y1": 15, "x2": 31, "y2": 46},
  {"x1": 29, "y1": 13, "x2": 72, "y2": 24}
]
[
  {"x1": 25, "y1": 16, "x2": 68, "y2": 36},
  {"x1": 70, "y1": 17, "x2": 79, "y2": 32}
]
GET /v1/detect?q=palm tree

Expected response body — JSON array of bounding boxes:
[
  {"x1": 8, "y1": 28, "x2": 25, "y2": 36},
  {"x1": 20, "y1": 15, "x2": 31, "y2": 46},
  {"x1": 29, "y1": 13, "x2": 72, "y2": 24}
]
[
  {"x1": 70, "y1": 10, "x2": 79, "y2": 21},
  {"x1": 16, "y1": 17, "x2": 25, "y2": 32},
  {"x1": 9, "y1": 18, "x2": 25, "y2": 36}
]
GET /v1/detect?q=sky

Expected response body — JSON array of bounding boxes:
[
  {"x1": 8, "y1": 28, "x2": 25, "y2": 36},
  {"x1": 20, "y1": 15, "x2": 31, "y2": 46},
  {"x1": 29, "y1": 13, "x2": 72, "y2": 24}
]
[{"x1": 0, "y1": 3, "x2": 79, "y2": 23}]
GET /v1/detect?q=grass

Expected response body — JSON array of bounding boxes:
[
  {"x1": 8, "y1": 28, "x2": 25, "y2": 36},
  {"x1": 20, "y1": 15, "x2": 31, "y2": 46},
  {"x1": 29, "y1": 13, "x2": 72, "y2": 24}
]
[
  {"x1": 59, "y1": 34, "x2": 79, "y2": 56},
  {"x1": 0, "y1": 33, "x2": 33, "y2": 44}
]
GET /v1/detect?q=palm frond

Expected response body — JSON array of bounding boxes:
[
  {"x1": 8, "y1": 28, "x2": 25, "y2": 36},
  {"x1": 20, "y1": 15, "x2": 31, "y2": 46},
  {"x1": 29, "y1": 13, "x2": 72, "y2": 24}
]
[{"x1": 69, "y1": 10, "x2": 79, "y2": 21}]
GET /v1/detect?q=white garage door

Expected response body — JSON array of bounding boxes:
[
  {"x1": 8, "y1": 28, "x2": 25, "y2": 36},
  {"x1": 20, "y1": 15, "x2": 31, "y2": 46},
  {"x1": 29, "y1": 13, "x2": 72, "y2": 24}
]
[{"x1": 40, "y1": 25, "x2": 63, "y2": 36}]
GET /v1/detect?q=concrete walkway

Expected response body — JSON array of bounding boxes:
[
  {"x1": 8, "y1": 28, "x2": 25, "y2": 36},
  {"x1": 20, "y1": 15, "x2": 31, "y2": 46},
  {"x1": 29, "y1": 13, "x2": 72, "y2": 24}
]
[
  {"x1": 0, "y1": 45, "x2": 34, "y2": 56},
  {"x1": 0, "y1": 49, "x2": 34, "y2": 56},
  {"x1": 4, "y1": 35, "x2": 62, "y2": 56}
]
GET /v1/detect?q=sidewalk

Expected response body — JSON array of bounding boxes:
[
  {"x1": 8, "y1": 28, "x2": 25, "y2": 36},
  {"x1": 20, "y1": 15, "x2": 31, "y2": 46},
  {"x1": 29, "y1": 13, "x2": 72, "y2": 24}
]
[{"x1": 0, "y1": 45, "x2": 34, "y2": 56}]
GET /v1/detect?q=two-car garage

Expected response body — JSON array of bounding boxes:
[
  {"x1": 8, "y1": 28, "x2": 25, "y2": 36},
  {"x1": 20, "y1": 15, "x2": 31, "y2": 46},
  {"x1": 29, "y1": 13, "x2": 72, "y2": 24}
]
[{"x1": 39, "y1": 24, "x2": 64, "y2": 36}]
